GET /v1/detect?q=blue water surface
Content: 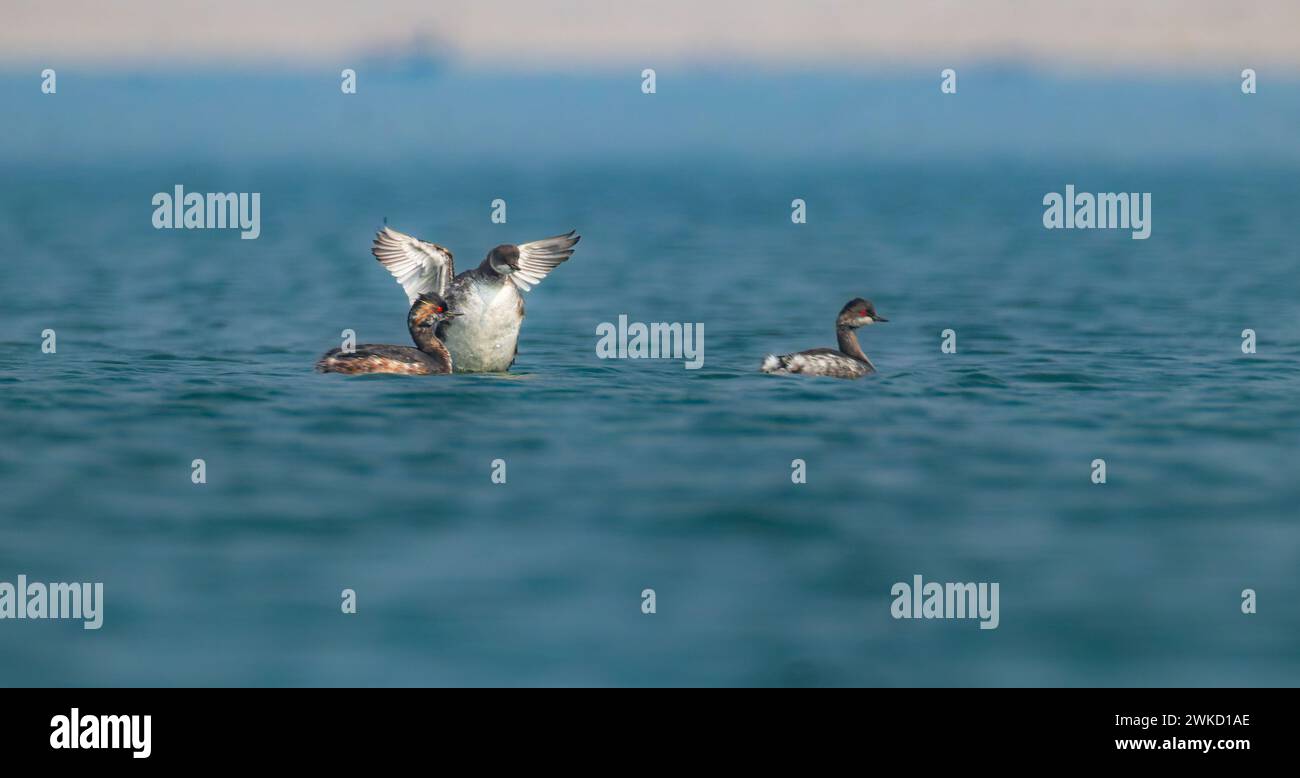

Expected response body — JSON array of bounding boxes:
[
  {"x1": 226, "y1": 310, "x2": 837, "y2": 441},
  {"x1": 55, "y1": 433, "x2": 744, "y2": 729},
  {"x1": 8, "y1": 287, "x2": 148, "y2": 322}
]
[{"x1": 1, "y1": 68, "x2": 1297, "y2": 686}]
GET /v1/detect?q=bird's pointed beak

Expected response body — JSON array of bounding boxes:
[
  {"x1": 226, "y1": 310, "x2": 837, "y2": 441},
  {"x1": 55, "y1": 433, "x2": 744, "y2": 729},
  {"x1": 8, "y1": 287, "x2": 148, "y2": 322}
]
[{"x1": 873, "y1": 314, "x2": 888, "y2": 323}]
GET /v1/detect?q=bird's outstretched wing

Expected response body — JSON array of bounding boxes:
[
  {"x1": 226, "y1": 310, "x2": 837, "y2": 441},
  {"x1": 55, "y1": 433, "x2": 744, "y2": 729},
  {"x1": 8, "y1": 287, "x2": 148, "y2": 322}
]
[
  {"x1": 371, "y1": 226, "x2": 456, "y2": 303},
  {"x1": 512, "y1": 230, "x2": 581, "y2": 291}
]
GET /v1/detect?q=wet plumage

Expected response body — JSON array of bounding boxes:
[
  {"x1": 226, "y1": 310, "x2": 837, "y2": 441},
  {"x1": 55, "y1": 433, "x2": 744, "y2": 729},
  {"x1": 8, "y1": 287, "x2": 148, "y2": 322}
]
[
  {"x1": 371, "y1": 227, "x2": 580, "y2": 372},
  {"x1": 317, "y1": 293, "x2": 458, "y2": 375},
  {"x1": 760, "y1": 297, "x2": 887, "y2": 380},
  {"x1": 316, "y1": 345, "x2": 446, "y2": 375}
]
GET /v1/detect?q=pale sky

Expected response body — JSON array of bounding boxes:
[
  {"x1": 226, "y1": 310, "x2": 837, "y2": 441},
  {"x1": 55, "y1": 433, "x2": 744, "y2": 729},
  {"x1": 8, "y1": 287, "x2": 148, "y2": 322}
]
[{"x1": 5, "y1": 0, "x2": 1298, "y2": 70}]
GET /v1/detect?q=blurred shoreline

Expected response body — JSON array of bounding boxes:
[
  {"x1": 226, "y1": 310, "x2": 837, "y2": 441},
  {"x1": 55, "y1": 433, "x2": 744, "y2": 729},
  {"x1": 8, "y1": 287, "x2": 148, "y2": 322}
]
[
  {"x1": 3, "y1": 65, "x2": 1298, "y2": 165},
  {"x1": 5, "y1": 1, "x2": 1300, "y2": 72}
]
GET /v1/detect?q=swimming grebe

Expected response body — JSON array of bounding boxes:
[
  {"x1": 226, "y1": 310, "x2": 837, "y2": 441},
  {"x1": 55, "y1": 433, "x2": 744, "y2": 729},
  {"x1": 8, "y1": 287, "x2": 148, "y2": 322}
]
[
  {"x1": 316, "y1": 293, "x2": 460, "y2": 375},
  {"x1": 370, "y1": 227, "x2": 581, "y2": 373},
  {"x1": 760, "y1": 298, "x2": 887, "y2": 379}
]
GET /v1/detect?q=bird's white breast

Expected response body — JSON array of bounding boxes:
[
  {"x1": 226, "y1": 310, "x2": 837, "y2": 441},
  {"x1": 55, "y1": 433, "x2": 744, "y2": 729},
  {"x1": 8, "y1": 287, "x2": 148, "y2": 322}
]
[{"x1": 441, "y1": 278, "x2": 523, "y2": 372}]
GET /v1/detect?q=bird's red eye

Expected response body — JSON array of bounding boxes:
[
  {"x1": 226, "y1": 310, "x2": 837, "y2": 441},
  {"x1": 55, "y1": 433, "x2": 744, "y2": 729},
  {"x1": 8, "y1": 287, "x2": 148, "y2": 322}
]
[
  {"x1": 435, "y1": 306, "x2": 443, "y2": 312},
  {"x1": 860, "y1": 309, "x2": 868, "y2": 315}
]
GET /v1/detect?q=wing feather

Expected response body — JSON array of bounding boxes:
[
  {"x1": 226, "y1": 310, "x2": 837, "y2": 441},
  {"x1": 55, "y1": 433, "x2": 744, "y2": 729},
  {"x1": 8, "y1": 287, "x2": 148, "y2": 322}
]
[
  {"x1": 371, "y1": 226, "x2": 455, "y2": 303},
  {"x1": 511, "y1": 230, "x2": 580, "y2": 291}
]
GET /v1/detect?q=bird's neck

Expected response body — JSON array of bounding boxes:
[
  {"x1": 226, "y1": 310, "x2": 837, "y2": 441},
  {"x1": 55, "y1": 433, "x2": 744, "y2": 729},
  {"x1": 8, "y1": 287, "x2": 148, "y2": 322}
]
[
  {"x1": 410, "y1": 323, "x2": 451, "y2": 366},
  {"x1": 477, "y1": 257, "x2": 510, "y2": 281},
  {"x1": 837, "y1": 326, "x2": 873, "y2": 367}
]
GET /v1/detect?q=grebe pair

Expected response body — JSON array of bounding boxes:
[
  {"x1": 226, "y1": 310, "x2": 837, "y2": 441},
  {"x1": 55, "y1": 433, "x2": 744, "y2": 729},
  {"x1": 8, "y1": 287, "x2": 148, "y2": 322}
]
[
  {"x1": 318, "y1": 227, "x2": 581, "y2": 375},
  {"x1": 371, "y1": 227, "x2": 580, "y2": 372}
]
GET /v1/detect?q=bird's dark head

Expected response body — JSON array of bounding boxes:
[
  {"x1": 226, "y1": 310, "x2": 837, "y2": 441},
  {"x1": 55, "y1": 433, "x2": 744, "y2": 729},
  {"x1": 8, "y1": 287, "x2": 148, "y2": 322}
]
[
  {"x1": 487, "y1": 244, "x2": 521, "y2": 276},
  {"x1": 837, "y1": 298, "x2": 886, "y2": 328},
  {"x1": 409, "y1": 292, "x2": 460, "y2": 329}
]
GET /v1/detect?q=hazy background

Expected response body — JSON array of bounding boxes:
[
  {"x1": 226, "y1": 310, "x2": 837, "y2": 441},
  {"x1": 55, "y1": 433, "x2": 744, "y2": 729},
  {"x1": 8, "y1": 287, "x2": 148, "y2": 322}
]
[
  {"x1": 1, "y1": 2, "x2": 1297, "y2": 687},
  {"x1": 5, "y1": 1, "x2": 1300, "y2": 70},
  {"x1": 3, "y1": 1, "x2": 1299, "y2": 166}
]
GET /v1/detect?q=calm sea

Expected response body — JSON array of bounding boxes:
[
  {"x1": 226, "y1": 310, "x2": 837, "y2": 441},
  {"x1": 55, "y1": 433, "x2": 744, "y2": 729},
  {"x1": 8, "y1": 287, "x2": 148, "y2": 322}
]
[{"x1": 1, "y1": 69, "x2": 1298, "y2": 686}]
